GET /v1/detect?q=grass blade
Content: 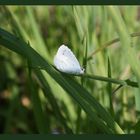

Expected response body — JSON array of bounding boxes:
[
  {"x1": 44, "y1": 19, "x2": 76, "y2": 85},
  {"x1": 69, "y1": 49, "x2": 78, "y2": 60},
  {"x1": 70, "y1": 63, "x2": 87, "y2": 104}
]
[
  {"x1": 27, "y1": 61, "x2": 49, "y2": 133},
  {"x1": 0, "y1": 28, "x2": 124, "y2": 133},
  {"x1": 106, "y1": 6, "x2": 140, "y2": 111},
  {"x1": 34, "y1": 69, "x2": 73, "y2": 133},
  {"x1": 107, "y1": 57, "x2": 114, "y2": 116}
]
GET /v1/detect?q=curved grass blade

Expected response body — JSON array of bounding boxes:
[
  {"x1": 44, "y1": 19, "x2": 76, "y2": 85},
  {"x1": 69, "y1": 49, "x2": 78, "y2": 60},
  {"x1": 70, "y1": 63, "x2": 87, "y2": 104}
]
[{"x1": 0, "y1": 28, "x2": 124, "y2": 134}]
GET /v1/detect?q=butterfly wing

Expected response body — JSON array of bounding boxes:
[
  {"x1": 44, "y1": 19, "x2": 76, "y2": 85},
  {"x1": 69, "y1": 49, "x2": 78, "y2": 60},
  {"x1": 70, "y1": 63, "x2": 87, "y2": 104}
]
[
  {"x1": 56, "y1": 45, "x2": 80, "y2": 66},
  {"x1": 54, "y1": 45, "x2": 84, "y2": 75}
]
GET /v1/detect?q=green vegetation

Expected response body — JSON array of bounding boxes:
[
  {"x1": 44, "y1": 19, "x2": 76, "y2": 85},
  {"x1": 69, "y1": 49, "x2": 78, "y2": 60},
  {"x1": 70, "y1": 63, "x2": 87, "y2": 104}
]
[{"x1": 0, "y1": 6, "x2": 140, "y2": 134}]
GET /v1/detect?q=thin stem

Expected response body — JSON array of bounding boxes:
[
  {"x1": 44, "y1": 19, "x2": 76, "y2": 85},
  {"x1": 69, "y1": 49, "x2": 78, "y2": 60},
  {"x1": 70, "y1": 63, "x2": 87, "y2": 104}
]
[
  {"x1": 88, "y1": 32, "x2": 140, "y2": 60},
  {"x1": 76, "y1": 74, "x2": 138, "y2": 88}
]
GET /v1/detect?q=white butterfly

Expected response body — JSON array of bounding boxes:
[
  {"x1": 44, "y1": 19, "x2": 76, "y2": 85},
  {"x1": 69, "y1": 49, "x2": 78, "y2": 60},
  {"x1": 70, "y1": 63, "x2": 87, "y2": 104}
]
[{"x1": 54, "y1": 44, "x2": 84, "y2": 75}]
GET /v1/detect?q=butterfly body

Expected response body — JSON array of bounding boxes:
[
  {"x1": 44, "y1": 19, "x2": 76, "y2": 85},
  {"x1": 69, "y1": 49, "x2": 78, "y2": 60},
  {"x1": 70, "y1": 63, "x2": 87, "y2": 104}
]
[{"x1": 54, "y1": 45, "x2": 84, "y2": 75}]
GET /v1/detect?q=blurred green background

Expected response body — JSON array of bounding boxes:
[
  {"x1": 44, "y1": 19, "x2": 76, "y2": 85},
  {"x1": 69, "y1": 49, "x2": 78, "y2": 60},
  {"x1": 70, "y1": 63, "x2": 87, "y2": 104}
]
[{"x1": 0, "y1": 6, "x2": 140, "y2": 134}]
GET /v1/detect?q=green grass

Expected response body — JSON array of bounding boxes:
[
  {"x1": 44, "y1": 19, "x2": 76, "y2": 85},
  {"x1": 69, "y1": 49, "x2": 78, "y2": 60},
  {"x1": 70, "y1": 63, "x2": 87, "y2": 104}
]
[{"x1": 0, "y1": 6, "x2": 140, "y2": 134}]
